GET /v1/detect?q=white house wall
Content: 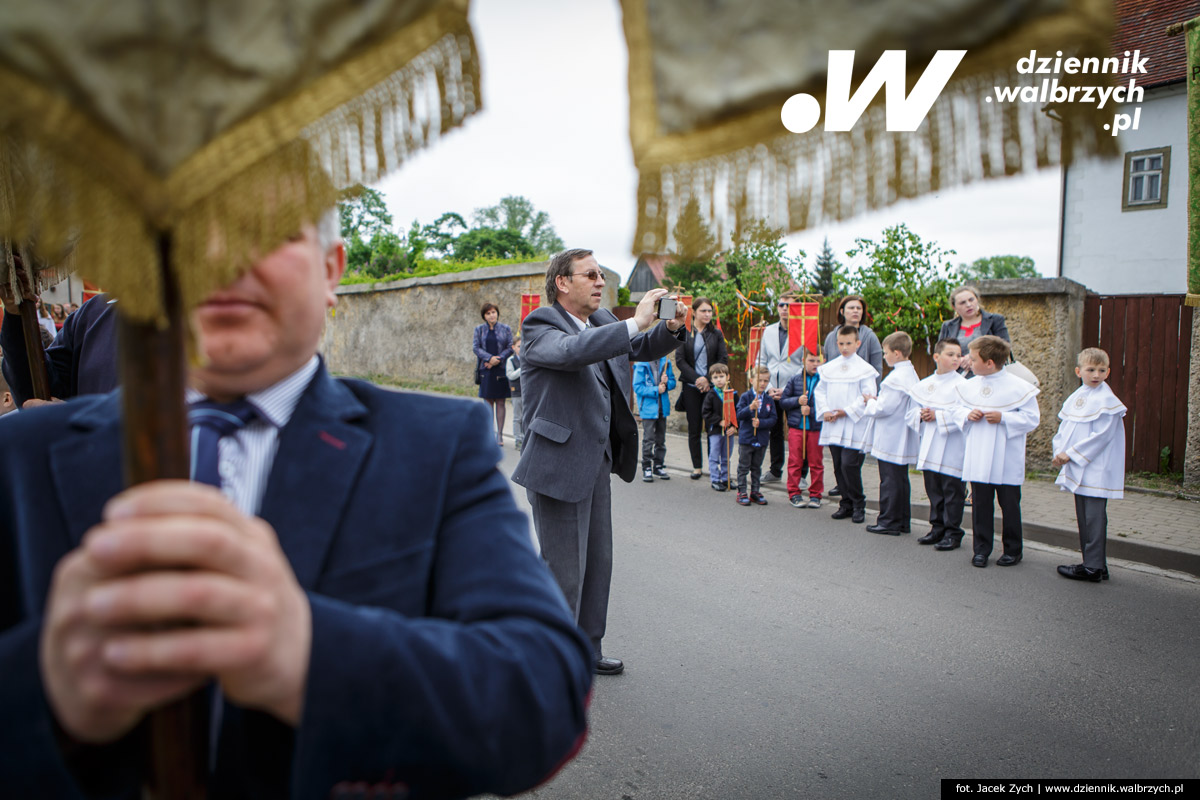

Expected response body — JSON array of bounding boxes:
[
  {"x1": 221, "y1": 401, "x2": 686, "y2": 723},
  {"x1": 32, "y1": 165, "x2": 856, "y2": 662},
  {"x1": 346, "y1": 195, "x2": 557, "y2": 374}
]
[{"x1": 1060, "y1": 83, "x2": 1188, "y2": 295}]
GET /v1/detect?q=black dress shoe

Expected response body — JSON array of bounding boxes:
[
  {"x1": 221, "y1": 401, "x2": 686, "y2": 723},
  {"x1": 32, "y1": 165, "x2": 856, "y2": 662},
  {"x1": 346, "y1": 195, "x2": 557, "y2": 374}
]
[
  {"x1": 831, "y1": 508, "x2": 852, "y2": 520},
  {"x1": 934, "y1": 537, "x2": 961, "y2": 551},
  {"x1": 851, "y1": 510, "x2": 865, "y2": 524},
  {"x1": 917, "y1": 532, "x2": 945, "y2": 545},
  {"x1": 829, "y1": 487, "x2": 842, "y2": 497},
  {"x1": 971, "y1": 554, "x2": 987, "y2": 568},
  {"x1": 1057, "y1": 563, "x2": 1104, "y2": 582},
  {"x1": 866, "y1": 524, "x2": 902, "y2": 536},
  {"x1": 996, "y1": 553, "x2": 1022, "y2": 567},
  {"x1": 691, "y1": 470, "x2": 704, "y2": 480},
  {"x1": 595, "y1": 656, "x2": 624, "y2": 675}
]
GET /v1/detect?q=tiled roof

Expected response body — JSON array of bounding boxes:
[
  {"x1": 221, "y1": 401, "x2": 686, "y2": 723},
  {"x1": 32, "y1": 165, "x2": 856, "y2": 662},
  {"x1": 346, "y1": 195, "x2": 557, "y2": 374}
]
[{"x1": 1113, "y1": 0, "x2": 1200, "y2": 88}]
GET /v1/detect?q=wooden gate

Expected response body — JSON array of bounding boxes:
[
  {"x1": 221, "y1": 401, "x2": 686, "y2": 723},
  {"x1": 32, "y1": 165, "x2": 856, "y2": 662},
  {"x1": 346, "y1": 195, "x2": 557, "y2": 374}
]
[{"x1": 1081, "y1": 294, "x2": 1194, "y2": 474}]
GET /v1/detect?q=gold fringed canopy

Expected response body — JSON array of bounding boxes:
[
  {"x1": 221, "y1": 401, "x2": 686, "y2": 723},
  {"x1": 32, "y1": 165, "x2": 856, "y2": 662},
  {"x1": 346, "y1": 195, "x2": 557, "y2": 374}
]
[
  {"x1": 0, "y1": 0, "x2": 480, "y2": 323},
  {"x1": 622, "y1": 0, "x2": 1118, "y2": 255}
]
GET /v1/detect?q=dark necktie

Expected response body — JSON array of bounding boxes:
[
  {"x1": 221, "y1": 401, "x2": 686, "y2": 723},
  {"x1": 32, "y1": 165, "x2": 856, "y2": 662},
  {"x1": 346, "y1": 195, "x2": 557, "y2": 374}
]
[
  {"x1": 188, "y1": 399, "x2": 259, "y2": 488},
  {"x1": 778, "y1": 325, "x2": 787, "y2": 355},
  {"x1": 186, "y1": 398, "x2": 258, "y2": 772}
]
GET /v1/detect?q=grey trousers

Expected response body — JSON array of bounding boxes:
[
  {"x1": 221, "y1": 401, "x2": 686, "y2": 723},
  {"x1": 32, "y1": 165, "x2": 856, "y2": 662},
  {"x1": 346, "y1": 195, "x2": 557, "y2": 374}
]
[
  {"x1": 527, "y1": 454, "x2": 613, "y2": 657},
  {"x1": 511, "y1": 395, "x2": 524, "y2": 447},
  {"x1": 1075, "y1": 494, "x2": 1108, "y2": 569},
  {"x1": 641, "y1": 417, "x2": 666, "y2": 469}
]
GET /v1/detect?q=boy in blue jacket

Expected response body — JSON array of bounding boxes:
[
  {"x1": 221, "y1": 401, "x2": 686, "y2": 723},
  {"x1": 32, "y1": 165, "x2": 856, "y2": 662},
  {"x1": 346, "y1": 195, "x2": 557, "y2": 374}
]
[
  {"x1": 736, "y1": 365, "x2": 777, "y2": 505},
  {"x1": 779, "y1": 348, "x2": 824, "y2": 508},
  {"x1": 633, "y1": 355, "x2": 677, "y2": 481}
]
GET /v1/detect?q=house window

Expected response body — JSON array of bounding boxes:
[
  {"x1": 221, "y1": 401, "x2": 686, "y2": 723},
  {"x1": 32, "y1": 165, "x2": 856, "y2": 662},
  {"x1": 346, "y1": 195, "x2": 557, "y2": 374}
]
[{"x1": 1122, "y1": 146, "x2": 1170, "y2": 211}]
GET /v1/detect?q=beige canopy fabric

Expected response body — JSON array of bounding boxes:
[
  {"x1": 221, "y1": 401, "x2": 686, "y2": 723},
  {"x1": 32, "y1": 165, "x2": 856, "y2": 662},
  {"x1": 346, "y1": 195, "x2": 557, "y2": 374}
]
[
  {"x1": 622, "y1": 0, "x2": 1117, "y2": 255},
  {"x1": 0, "y1": 0, "x2": 480, "y2": 322}
]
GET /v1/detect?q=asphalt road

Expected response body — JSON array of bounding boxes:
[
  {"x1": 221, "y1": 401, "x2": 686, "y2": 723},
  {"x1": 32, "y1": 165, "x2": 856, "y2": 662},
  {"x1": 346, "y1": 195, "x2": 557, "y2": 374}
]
[{"x1": 498, "y1": 449, "x2": 1200, "y2": 800}]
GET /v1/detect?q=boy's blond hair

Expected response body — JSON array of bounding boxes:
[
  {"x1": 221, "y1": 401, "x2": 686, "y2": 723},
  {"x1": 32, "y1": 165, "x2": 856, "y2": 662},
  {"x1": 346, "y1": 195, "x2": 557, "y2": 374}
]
[
  {"x1": 968, "y1": 335, "x2": 1011, "y2": 367},
  {"x1": 881, "y1": 331, "x2": 912, "y2": 358},
  {"x1": 1077, "y1": 347, "x2": 1109, "y2": 368},
  {"x1": 708, "y1": 363, "x2": 730, "y2": 378}
]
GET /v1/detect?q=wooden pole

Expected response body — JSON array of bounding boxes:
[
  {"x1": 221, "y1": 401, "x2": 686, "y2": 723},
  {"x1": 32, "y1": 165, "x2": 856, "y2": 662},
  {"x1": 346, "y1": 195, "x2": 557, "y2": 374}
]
[
  {"x1": 118, "y1": 233, "x2": 207, "y2": 800},
  {"x1": 17, "y1": 298, "x2": 51, "y2": 401}
]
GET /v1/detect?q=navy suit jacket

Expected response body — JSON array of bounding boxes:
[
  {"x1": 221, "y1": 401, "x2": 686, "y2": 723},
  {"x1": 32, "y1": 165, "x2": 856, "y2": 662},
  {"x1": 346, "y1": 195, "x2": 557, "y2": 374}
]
[{"x1": 0, "y1": 365, "x2": 592, "y2": 799}]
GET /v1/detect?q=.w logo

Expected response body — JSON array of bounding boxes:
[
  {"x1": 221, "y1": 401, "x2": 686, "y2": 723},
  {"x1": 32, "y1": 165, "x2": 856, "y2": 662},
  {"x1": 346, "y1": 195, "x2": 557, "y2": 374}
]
[{"x1": 781, "y1": 50, "x2": 966, "y2": 133}]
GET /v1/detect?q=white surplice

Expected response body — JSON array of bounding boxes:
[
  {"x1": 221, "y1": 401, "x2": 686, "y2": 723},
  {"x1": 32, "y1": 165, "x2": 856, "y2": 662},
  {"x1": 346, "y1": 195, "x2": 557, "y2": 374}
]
[
  {"x1": 1052, "y1": 382, "x2": 1127, "y2": 499},
  {"x1": 906, "y1": 369, "x2": 967, "y2": 478},
  {"x1": 945, "y1": 368, "x2": 1041, "y2": 485},
  {"x1": 863, "y1": 360, "x2": 919, "y2": 465},
  {"x1": 814, "y1": 354, "x2": 878, "y2": 450}
]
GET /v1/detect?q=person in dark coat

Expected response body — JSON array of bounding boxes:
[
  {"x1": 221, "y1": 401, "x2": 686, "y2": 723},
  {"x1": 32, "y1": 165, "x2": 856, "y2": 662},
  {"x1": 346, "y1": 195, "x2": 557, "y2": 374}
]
[
  {"x1": 673, "y1": 297, "x2": 728, "y2": 480},
  {"x1": 473, "y1": 303, "x2": 514, "y2": 446},
  {"x1": 937, "y1": 284, "x2": 1011, "y2": 375}
]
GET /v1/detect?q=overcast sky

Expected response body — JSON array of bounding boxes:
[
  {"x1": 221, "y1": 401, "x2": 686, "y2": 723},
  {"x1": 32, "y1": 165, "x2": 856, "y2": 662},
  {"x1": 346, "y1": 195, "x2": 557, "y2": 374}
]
[{"x1": 376, "y1": 0, "x2": 1064, "y2": 282}]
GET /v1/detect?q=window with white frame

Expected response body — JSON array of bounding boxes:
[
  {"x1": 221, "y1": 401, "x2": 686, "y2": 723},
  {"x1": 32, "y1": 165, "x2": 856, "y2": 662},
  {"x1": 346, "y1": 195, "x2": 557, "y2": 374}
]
[{"x1": 1122, "y1": 147, "x2": 1170, "y2": 211}]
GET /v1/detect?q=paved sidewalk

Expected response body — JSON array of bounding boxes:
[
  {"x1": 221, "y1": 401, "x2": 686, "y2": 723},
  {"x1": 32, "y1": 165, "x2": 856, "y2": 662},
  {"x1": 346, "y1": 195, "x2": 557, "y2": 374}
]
[{"x1": 501, "y1": 412, "x2": 1200, "y2": 578}]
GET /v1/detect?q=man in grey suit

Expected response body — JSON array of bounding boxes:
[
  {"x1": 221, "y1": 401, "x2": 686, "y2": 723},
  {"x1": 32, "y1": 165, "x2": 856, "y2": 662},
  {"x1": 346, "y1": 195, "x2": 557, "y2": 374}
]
[
  {"x1": 513, "y1": 249, "x2": 686, "y2": 675},
  {"x1": 757, "y1": 294, "x2": 806, "y2": 482}
]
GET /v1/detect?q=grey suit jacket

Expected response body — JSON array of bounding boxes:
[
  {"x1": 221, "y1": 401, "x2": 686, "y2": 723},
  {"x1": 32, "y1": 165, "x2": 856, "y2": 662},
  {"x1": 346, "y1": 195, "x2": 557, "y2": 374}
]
[
  {"x1": 512, "y1": 303, "x2": 684, "y2": 502},
  {"x1": 756, "y1": 321, "x2": 806, "y2": 390}
]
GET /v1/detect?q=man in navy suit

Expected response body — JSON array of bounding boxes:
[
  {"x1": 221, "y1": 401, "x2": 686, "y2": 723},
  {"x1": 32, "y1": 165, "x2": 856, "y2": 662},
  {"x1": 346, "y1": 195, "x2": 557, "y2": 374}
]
[
  {"x1": 512, "y1": 249, "x2": 685, "y2": 676},
  {"x1": 0, "y1": 213, "x2": 593, "y2": 799}
]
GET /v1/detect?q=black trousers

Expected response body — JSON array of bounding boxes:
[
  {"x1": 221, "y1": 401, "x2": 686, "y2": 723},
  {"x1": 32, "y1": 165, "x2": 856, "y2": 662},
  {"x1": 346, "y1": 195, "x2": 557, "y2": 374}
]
[
  {"x1": 737, "y1": 443, "x2": 766, "y2": 493},
  {"x1": 829, "y1": 445, "x2": 865, "y2": 513},
  {"x1": 971, "y1": 482, "x2": 1022, "y2": 558},
  {"x1": 875, "y1": 459, "x2": 911, "y2": 531},
  {"x1": 768, "y1": 413, "x2": 786, "y2": 477},
  {"x1": 1075, "y1": 494, "x2": 1108, "y2": 569},
  {"x1": 679, "y1": 384, "x2": 706, "y2": 470},
  {"x1": 923, "y1": 470, "x2": 966, "y2": 542}
]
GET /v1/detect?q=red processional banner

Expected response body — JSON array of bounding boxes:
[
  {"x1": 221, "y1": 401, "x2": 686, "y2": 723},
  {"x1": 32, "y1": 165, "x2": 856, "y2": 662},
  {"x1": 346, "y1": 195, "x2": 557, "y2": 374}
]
[
  {"x1": 746, "y1": 324, "x2": 763, "y2": 376},
  {"x1": 786, "y1": 302, "x2": 820, "y2": 357},
  {"x1": 677, "y1": 294, "x2": 693, "y2": 333},
  {"x1": 520, "y1": 293, "x2": 540, "y2": 324},
  {"x1": 722, "y1": 389, "x2": 737, "y2": 429}
]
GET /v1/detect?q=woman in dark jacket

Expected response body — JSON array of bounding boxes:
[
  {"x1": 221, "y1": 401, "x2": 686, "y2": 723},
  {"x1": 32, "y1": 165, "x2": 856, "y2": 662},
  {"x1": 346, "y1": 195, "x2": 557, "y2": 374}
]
[
  {"x1": 473, "y1": 302, "x2": 514, "y2": 446},
  {"x1": 674, "y1": 297, "x2": 728, "y2": 479},
  {"x1": 938, "y1": 285, "x2": 1010, "y2": 375}
]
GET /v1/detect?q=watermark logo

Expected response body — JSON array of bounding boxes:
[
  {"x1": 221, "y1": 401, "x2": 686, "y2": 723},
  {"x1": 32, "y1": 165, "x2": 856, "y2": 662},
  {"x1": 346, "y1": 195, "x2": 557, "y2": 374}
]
[{"x1": 781, "y1": 50, "x2": 966, "y2": 133}]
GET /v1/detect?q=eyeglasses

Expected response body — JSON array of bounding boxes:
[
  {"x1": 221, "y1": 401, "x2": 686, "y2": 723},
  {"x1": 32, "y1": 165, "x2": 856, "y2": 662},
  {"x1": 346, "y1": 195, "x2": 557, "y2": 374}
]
[
  {"x1": 777, "y1": 301, "x2": 791, "y2": 308},
  {"x1": 571, "y1": 270, "x2": 604, "y2": 282}
]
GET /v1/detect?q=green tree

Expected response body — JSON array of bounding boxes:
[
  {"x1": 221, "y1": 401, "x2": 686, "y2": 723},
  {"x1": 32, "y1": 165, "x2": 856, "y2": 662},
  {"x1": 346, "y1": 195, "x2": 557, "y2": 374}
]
[
  {"x1": 664, "y1": 197, "x2": 720, "y2": 288},
  {"x1": 691, "y1": 219, "x2": 805, "y2": 355},
  {"x1": 451, "y1": 227, "x2": 535, "y2": 262},
  {"x1": 812, "y1": 237, "x2": 842, "y2": 295},
  {"x1": 844, "y1": 224, "x2": 962, "y2": 351},
  {"x1": 421, "y1": 212, "x2": 468, "y2": 258},
  {"x1": 338, "y1": 186, "x2": 393, "y2": 243},
  {"x1": 472, "y1": 195, "x2": 564, "y2": 255},
  {"x1": 961, "y1": 255, "x2": 1039, "y2": 280}
]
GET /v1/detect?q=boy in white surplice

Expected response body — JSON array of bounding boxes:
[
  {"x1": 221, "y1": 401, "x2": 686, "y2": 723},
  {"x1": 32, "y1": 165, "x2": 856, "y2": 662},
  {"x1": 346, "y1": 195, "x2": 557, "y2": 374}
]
[
  {"x1": 945, "y1": 335, "x2": 1040, "y2": 568},
  {"x1": 862, "y1": 331, "x2": 920, "y2": 536},
  {"x1": 815, "y1": 325, "x2": 879, "y2": 524},
  {"x1": 1051, "y1": 348, "x2": 1127, "y2": 583},
  {"x1": 907, "y1": 339, "x2": 968, "y2": 550}
]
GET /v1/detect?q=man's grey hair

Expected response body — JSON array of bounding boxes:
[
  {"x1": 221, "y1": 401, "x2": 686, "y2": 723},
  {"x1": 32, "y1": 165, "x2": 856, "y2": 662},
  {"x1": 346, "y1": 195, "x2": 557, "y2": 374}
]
[
  {"x1": 316, "y1": 207, "x2": 342, "y2": 251},
  {"x1": 545, "y1": 248, "x2": 593, "y2": 304}
]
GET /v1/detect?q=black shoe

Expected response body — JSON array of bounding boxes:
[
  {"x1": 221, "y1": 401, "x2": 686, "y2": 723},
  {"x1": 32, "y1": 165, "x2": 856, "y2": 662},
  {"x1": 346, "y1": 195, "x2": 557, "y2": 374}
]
[
  {"x1": 972, "y1": 554, "x2": 988, "y2": 568},
  {"x1": 595, "y1": 656, "x2": 624, "y2": 675},
  {"x1": 829, "y1": 487, "x2": 842, "y2": 497},
  {"x1": 934, "y1": 537, "x2": 962, "y2": 551},
  {"x1": 831, "y1": 508, "x2": 852, "y2": 520},
  {"x1": 653, "y1": 466, "x2": 671, "y2": 480},
  {"x1": 761, "y1": 472, "x2": 782, "y2": 483},
  {"x1": 851, "y1": 510, "x2": 865, "y2": 524},
  {"x1": 690, "y1": 470, "x2": 704, "y2": 480},
  {"x1": 996, "y1": 553, "x2": 1022, "y2": 567},
  {"x1": 712, "y1": 481, "x2": 727, "y2": 492},
  {"x1": 1058, "y1": 564, "x2": 1104, "y2": 582},
  {"x1": 866, "y1": 524, "x2": 902, "y2": 536},
  {"x1": 751, "y1": 492, "x2": 768, "y2": 506},
  {"x1": 918, "y1": 532, "x2": 945, "y2": 545}
]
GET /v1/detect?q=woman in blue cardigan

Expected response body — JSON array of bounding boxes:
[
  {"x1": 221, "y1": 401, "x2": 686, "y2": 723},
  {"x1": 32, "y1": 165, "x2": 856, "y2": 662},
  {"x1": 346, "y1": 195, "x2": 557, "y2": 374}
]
[{"x1": 473, "y1": 303, "x2": 514, "y2": 446}]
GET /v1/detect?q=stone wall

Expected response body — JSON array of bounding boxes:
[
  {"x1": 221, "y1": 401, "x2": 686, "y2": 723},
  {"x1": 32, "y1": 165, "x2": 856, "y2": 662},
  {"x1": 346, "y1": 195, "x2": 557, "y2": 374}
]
[
  {"x1": 322, "y1": 261, "x2": 620, "y2": 389},
  {"x1": 971, "y1": 278, "x2": 1088, "y2": 469},
  {"x1": 1185, "y1": 310, "x2": 1200, "y2": 490}
]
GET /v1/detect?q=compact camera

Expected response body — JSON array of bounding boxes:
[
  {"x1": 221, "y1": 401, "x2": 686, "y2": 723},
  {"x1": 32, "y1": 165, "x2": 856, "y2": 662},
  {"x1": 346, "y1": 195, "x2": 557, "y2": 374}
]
[{"x1": 655, "y1": 296, "x2": 677, "y2": 321}]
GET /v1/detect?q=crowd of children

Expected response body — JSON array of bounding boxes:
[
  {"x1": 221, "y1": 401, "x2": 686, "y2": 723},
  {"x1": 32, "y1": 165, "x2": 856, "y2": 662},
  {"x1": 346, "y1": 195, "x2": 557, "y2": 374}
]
[
  {"x1": 499, "y1": 320, "x2": 1126, "y2": 583},
  {"x1": 637, "y1": 331, "x2": 1121, "y2": 583}
]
